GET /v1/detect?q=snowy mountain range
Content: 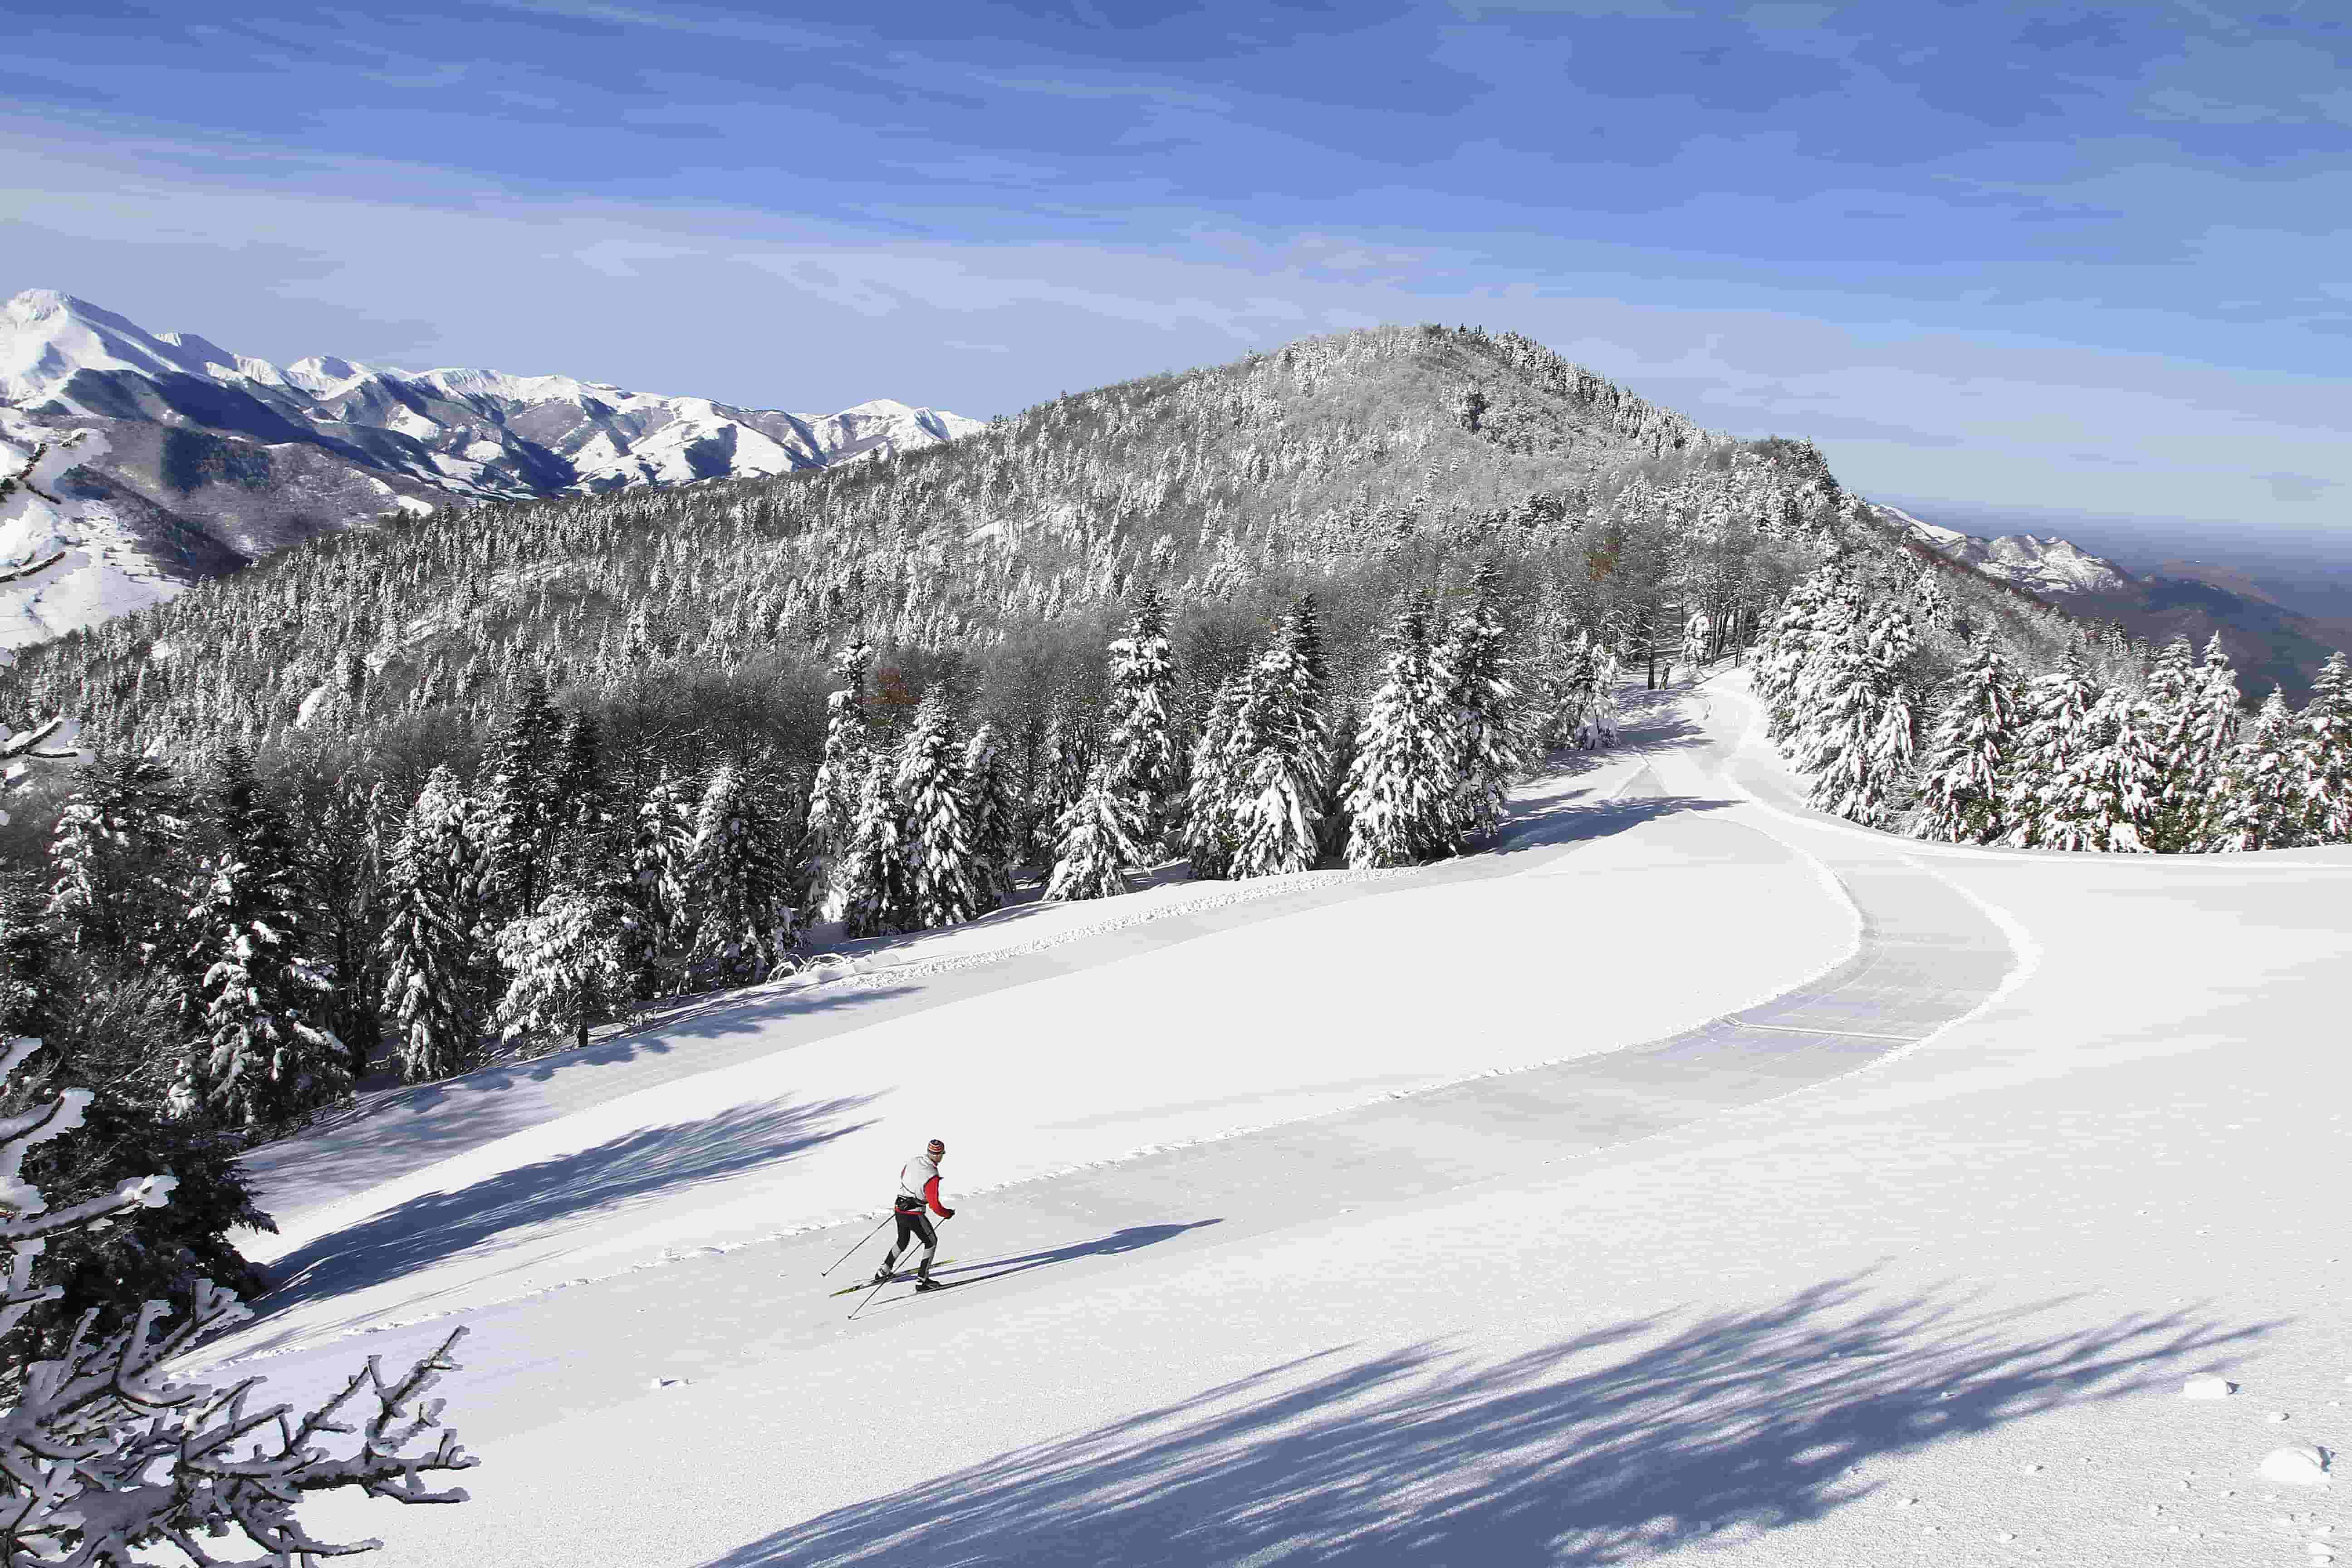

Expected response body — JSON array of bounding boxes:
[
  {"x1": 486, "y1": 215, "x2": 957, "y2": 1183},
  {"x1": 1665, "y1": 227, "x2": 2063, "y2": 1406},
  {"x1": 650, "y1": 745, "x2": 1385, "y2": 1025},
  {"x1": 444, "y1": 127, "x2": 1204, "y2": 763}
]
[
  {"x1": 0, "y1": 289, "x2": 983, "y2": 647},
  {"x1": 1870, "y1": 502, "x2": 2133, "y2": 597}
]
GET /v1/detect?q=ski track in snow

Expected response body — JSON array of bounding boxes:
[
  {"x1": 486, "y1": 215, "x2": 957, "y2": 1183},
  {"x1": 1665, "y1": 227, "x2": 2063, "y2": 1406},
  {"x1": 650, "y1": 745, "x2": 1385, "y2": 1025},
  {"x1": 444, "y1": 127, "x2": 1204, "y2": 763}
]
[{"x1": 219, "y1": 678, "x2": 2352, "y2": 1568}]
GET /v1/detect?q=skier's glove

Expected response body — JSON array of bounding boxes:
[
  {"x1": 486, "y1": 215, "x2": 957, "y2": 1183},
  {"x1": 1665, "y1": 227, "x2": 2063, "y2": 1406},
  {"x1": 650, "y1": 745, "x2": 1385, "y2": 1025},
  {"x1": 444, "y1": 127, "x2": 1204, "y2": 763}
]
[{"x1": 942, "y1": 1207, "x2": 957, "y2": 1220}]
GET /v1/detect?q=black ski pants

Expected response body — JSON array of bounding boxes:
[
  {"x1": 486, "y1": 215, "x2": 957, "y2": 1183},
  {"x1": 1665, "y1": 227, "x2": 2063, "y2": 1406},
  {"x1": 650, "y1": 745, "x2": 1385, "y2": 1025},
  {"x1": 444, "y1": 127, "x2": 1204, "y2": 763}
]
[{"x1": 883, "y1": 1200, "x2": 938, "y2": 1273}]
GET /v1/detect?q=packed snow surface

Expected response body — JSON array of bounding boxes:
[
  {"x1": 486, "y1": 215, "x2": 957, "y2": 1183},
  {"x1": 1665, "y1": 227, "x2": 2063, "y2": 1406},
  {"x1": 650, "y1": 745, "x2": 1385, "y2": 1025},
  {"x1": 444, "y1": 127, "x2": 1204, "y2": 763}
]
[{"x1": 216, "y1": 683, "x2": 2352, "y2": 1566}]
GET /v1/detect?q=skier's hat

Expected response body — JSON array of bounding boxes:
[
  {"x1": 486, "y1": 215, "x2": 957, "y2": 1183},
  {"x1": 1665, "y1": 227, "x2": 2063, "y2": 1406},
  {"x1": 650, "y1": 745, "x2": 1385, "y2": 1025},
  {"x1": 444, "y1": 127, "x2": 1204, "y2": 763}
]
[{"x1": 926, "y1": 1138, "x2": 946, "y2": 1156}]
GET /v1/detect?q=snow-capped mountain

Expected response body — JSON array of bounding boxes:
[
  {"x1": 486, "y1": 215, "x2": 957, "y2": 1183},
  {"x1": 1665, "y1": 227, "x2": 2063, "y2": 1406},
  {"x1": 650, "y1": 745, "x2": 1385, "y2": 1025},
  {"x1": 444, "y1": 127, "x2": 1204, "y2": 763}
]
[
  {"x1": 1871, "y1": 502, "x2": 2132, "y2": 596},
  {"x1": 0, "y1": 289, "x2": 984, "y2": 646}
]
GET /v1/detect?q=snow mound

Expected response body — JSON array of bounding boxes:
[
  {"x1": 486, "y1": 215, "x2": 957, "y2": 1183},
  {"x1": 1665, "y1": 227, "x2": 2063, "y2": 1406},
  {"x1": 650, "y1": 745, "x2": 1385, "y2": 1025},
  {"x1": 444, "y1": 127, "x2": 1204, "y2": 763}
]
[{"x1": 2261, "y1": 1446, "x2": 2334, "y2": 1486}]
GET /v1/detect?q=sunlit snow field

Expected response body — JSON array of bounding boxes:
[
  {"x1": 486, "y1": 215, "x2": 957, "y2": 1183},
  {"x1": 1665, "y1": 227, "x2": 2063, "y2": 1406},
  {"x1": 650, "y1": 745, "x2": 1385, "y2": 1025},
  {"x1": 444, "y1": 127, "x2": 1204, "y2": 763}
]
[{"x1": 212, "y1": 677, "x2": 2352, "y2": 1568}]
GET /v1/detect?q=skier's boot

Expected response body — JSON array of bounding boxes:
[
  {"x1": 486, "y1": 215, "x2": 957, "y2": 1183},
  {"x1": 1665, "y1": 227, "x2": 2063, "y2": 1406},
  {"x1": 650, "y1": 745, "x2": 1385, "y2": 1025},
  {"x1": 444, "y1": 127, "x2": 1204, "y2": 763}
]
[
  {"x1": 871, "y1": 1265, "x2": 893, "y2": 1286},
  {"x1": 914, "y1": 1271, "x2": 944, "y2": 1294}
]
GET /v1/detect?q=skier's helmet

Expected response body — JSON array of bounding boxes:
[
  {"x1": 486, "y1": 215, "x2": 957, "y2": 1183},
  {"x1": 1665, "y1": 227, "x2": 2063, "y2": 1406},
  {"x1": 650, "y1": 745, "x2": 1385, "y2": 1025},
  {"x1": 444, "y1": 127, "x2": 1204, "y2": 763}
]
[{"x1": 927, "y1": 1138, "x2": 946, "y2": 1158}]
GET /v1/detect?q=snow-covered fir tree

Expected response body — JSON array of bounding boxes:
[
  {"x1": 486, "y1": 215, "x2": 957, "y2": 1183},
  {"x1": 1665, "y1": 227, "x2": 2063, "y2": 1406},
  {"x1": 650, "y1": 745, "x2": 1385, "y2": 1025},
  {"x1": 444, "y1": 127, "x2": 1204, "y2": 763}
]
[
  {"x1": 2207, "y1": 688, "x2": 2301, "y2": 851},
  {"x1": 494, "y1": 889, "x2": 632, "y2": 1052},
  {"x1": 1793, "y1": 599, "x2": 1917, "y2": 830},
  {"x1": 2154, "y1": 636, "x2": 2244, "y2": 853},
  {"x1": 1228, "y1": 642, "x2": 1327, "y2": 878},
  {"x1": 1044, "y1": 762, "x2": 1147, "y2": 902},
  {"x1": 2293, "y1": 651, "x2": 2352, "y2": 843},
  {"x1": 1753, "y1": 571, "x2": 1843, "y2": 747},
  {"x1": 1343, "y1": 606, "x2": 1462, "y2": 868},
  {"x1": 479, "y1": 669, "x2": 562, "y2": 922},
  {"x1": 684, "y1": 760, "x2": 799, "y2": 983},
  {"x1": 2039, "y1": 690, "x2": 2164, "y2": 853},
  {"x1": 171, "y1": 747, "x2": 346, "y2": 1127},
  {"x1": 801, "y1": 642, "x2": 872, "y2": 922},
  {"x1": 894, "y1": 689, "x2": 985, "y2": 929},
  {"x1": 1100, "y1": 588, "x2": 1181, "y2": 855},
  {"x1": 44, "y1": 751, "x2": 189, "y2": 954},
  {"x1": 2002, "y1": 646, "x2": 2100, "y2": 849},
  {"x1": 838, "y1": 752, "x2": 917, "y2": 939},
  {"x1": 1438, "y1": 564, "x2": 1527, "y2": 845},
  {"x1": 1181, "y1": 672, "x2": 1249, "y2": 880},
  {"x1": 960, "y1": 722, "x2": 1022, "y2": 912},
  {"x1": 378, "y1": 766, "x2": 484, "y2": 1083},
  {"x1": 627, "y1": 767, "x2": 697, "y2": 995},
  {"x1": 1913, "y1": 635, "x2": 2025, "y2": 844},
  {"x1": 0, "y1": 1037, "x2": 476, "y2": 1560}
]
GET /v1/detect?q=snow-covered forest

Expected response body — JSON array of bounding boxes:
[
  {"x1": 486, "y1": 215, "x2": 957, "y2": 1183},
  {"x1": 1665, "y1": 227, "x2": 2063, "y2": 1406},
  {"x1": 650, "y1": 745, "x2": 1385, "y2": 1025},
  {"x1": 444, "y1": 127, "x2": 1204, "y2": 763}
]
[{"x1": 0, "y1": 322, "x2": 2347, "y2": 1561}]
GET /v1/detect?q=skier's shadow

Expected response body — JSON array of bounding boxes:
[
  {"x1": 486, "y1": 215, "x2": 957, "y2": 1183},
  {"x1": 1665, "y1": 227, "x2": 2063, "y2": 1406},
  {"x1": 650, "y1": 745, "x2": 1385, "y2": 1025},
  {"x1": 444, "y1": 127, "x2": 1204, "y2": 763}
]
[{"x1": 890, "y1": 1220, "x2": 1223, "y2": 1302}]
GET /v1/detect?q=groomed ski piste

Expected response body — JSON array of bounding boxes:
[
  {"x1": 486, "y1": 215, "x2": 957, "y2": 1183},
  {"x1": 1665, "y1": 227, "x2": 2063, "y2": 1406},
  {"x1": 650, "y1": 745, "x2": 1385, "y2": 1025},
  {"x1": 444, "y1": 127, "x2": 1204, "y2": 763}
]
[{"x1": 205, "y1": 678, "x2": 2350, "y2": 1567}]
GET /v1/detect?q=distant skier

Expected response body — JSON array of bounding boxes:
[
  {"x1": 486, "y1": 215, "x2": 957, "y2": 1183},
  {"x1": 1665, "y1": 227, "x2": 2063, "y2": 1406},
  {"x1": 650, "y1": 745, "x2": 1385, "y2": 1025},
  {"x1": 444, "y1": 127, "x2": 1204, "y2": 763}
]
[{"x1": 873, "y1": 1138, "x2": 955, "y2": 1292}]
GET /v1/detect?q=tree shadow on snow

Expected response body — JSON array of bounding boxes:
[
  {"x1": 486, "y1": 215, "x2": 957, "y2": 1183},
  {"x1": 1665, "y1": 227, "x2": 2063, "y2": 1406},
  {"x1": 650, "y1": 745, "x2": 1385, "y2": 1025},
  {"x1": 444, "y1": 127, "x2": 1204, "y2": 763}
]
[
  {"x1": 248, "y1": 1094, "x2": 879, "y2": 1323},
  {"x1": 706, "y1": 1273, "x2": 2273, "y2": 1567}
]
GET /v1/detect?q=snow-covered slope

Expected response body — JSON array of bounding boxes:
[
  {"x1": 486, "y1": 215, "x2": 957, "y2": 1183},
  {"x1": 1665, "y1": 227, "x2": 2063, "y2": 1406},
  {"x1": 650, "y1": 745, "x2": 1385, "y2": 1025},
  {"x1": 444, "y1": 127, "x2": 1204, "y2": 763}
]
[
  {"x1": 200, "y1": 687, "x2": 2352, "y2": 1568},
  {"x1": 1873, "y1": 501, "x2": 2133, "y2": 595},
  {"x1": 0, "y1": 289, "x2": 983, "y2": 645}
]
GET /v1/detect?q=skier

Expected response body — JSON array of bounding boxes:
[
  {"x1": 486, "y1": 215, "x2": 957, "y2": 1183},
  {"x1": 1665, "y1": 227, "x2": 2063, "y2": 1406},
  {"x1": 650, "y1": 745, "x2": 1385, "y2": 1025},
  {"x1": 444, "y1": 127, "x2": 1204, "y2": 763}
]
[{"x1": 873, "y1": 1137, "x2": 956, "y2": 1292}]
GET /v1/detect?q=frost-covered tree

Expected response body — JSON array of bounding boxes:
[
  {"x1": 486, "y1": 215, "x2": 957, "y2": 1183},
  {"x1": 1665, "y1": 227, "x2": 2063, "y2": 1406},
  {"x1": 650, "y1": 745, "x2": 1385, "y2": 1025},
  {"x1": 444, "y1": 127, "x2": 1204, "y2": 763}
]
[
  {"x1": 1228, "y1": 644, "x2": 1327, "y2": 878},
  {"x1": 478, "y1": 670, "x2": 561, "y2": 921},
  {"x1": 170, "y1": 747, "x2": 346, "y2": 1127},
  {"x1": 2291, "y1": 651, "x2": 2352, "y2": 843},
  {"x1": 1438, "y1": 565, "x2": 1526, "y2": 845},
  {"x1": 1044, "y1": 763, "x2": 1146, "y2": 902},
  {"x1": 960, "y1": 723, "x2": 1021, "y2": 912},
  {"x1": 1343, "y1": 606, "x2": 1461, "y2": 868},
  {"x1": 550, "y1": 707, "x2": 617, "y2": 885},
  {"x1": 2155, "y1": 636, "x2": 2243, "y2": 853},
  {"x1": 895, "y1": 690, "x2": 985, "y2": 929},
  {"x1": 2039, "y1": 690, "x2": 2164, "y2": 853},
  {"x1": 2207, "y1": 688, "x2": 2301, "y2": 852},
  {"x1": 378, "y1": 767, "x2": 484, "y2": 1083},
  {"x1": 1793, "y1": 599, "x2": 1917, "y2": 830},
  {"x1": 1913, "y1": 636, "x2": 2025, "y2": 844},
  {"x1": 627, "y1": 768, "x2": 697, "y2": 995},
  {"x1": 1181, "y1": 672, "x2": 1249, "y2": 880},
  {"x1": 1752, "y1": 570, "x2": 1843, "y2": 745},
  {"x1": 44, "y1": 752, "x2": 189, "y2": 955},
  {"x1": 684, "y1": 761, "x2": 799, "y2": 983},
  {"x1": 2002, "y1": 647, "x2": 2099, "y2": 849},
  {"x1": 838, "y1": 753, "x2": 916, "y2": 939},
  {"x1": 1100, "y1": 588, "x2": 1180, "y2": 854},
  {"x1": 494, "y1": 889, "x2": 632, "y2": 1052},
  {"x1": 0, "y1": 1037, "x2": 475, "y2": 1562},
  {"x1": 801, "y1": 642, "x2": 872, "y2": 922}
]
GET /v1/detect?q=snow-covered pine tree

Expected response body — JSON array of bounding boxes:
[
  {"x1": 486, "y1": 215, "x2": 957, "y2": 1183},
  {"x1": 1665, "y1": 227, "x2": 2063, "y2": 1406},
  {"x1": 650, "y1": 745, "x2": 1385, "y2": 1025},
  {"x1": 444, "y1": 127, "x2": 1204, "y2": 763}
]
[
  {"x1": 1752, "y1": 570, "x2": 1841, "y2": 745},
  {"x1": 626, "y1": 767, "x2": 697, "y2": 996},
  {"x1": 1793, "y1": 599, "x2": 1917, "y2": 830},
  {"x1": 1181, "y1": 671, "x2": 1249, "y2": 880},
  {"x1": 1342, "y1": 605, "x2": 1461, "y2": 868},
  {"x1": 838, "y1": 752, "x2": 917, "y2": 938},
  {"x1": 2289, "y1": 650, "x2": 2352, "y2": 843},
  {"x1": 0, "y1": 1037, "x2": 475, "y2": 1559},
  {"x1": 684, "y1": 760, "x2": 799, "y2": 983},
  {"x1": 378, "y1": 766, "x2": 484, "y2": 1083},
  {"x1": 1912, "y1": 635, "x2": 2025, "y2": 844},
  {"x1": 44, "y1": 751, "x2": 190, "y2": 954},
  {"x1": 1044, "y1": 762, "x2": 1146, "y2": 902},
  {"x1": 479, "y1": 669, "x2": 562, "y2": 922},
  {"x1": 1438, "y1": 564, "x2": 1527, "y2": 845},
  {"x1": 1034, "y1": 701, "x2": 1098, "y2": 862},
  {"x1": 895, "y1": 689, "x2": 985, "y2": 929},
  {"x1": 493, "y1": 889, "x2": 632, "y2": 1052},
  {"x1": 1100, "y1": 587, "x2": 1180, "y2": 855},
  {"x1": 170, "y1": 746, "x2": 347, "y2": 1127},
  {"x1": 2038, "y1": 690, "x2": 2164, "y2": 852},
  {"x1": 2156, "y1": 636, "x2": 2244, "y2": 853},
  {"x1": 1229, "y1": 637, "x2": 1328, "y2": 879},
  {"x1": 2206, "y1": 687, "x2": 2301, "y2": 851},
  {"x1": 2001, "y1": 646, "x2": 2100, "y2": 849},
  {"x1": 962, "y1": 722, "x2": 1022, "y2": 912},
  {"x1": 551, "y1": 707, "x2": 616, "y2": 883},
  {"x1": 801, "y1": 642, "x2": 873, "y2": 921},
  {"x1": 1679, "y1": 607, "x2": 1712, "y2": 684}
]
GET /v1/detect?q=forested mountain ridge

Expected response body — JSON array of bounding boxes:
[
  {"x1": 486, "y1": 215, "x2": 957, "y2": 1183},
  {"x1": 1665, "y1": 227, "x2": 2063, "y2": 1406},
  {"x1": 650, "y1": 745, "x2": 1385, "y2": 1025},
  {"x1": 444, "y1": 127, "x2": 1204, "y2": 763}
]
[
  {"x1": 1, "y1": 323, "x2": 1896, "y2": 775},
  {"x1": 0, "y1": 289, "x2": 982, "y2": 646}
]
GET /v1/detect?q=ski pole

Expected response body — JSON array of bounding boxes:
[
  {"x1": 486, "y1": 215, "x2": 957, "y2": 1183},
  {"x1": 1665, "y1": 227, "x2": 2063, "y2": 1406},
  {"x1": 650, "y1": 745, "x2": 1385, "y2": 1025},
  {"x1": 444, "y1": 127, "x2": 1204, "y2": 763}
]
[{"x1": 818, "y1": 1212, "x2": 897, "y2": 1278}]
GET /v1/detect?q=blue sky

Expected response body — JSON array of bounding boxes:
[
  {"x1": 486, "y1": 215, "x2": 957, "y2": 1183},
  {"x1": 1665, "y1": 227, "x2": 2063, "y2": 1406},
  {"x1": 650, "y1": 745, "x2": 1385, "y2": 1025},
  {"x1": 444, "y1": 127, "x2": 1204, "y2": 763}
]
[{"x1": 5, "y1": 0, "x2": 2348, "y2": 541}]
